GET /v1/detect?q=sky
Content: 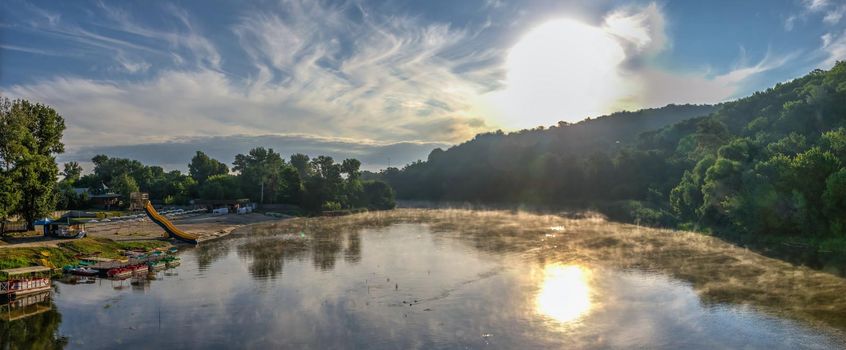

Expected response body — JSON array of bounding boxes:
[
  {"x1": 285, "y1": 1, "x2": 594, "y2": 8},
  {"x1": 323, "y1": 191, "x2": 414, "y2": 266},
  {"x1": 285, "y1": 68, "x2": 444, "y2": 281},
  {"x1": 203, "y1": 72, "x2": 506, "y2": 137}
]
[{"x1": 1, "y1": 0, "x2": 845, "y2": 171}]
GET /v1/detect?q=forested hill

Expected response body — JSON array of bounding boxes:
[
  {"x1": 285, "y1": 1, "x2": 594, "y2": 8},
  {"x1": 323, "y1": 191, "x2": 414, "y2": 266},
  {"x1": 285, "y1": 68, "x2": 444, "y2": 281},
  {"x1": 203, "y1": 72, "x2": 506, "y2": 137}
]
[
  {"x1": 367, "y1": 103, "x2": 714, "y2": 202},
  {"x1": 372, "y1": 62, "x2": 846, "y2": 240}
]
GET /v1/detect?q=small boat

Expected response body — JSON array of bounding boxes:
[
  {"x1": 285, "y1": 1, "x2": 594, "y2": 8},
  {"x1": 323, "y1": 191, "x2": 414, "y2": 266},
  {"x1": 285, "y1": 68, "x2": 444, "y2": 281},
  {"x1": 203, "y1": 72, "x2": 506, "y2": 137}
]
[
  {"x1": 130, "y1": 264, "x2": 149, "y2": 275},
  {"x1": 165, "y1": 257, "x2": 181, "y2": 268},
  {"x1": 147, "y1": 260, "x2": 166, "y2": 271},
  {"x1": 106, "y1": 267, "x2": 132, "y2": 279},
  {"x1": 67, "y1": 267, "x2": 98, "y2": 277}
]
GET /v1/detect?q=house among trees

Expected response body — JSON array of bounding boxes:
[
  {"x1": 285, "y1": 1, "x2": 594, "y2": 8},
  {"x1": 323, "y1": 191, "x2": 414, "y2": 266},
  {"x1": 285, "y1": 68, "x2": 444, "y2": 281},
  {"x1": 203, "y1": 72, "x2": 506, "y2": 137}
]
[{"x1": 73, "y1": 183, "x2": 122, "y2": 210}]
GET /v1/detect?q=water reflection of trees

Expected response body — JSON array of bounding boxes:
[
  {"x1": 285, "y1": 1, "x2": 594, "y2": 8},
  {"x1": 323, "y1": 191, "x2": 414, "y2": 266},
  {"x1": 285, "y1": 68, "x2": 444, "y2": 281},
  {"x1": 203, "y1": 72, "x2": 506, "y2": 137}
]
[
  {"x1": 195, "y1": 240, "x2": 232, "y2": 271},
  {"x1": 0, "y1": 293, "x2": 67, "y2": 349},
  {"x1": 236, "y1": 228, "x2": 363, "y2": 279}
]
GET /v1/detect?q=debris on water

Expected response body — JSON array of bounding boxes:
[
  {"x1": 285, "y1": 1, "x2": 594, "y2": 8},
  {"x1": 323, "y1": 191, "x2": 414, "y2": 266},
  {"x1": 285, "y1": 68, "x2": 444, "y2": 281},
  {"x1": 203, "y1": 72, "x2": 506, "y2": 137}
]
[
  {"x1": 423, "y1": 308, "x2": 432, "y2": 311},
  {"x1": 395, "y1": 283, "x2": 398, "y2": 290},
  {"x1": 482, "y1": 333, "x2": 493, "y2": 338}
]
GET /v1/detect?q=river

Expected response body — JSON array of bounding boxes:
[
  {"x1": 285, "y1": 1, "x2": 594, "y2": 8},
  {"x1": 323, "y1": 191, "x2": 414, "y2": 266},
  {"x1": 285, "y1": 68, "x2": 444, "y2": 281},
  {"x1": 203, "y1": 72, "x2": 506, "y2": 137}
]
[{"x1": 2, "y1": 209, "x2": 845, "y2": 349}]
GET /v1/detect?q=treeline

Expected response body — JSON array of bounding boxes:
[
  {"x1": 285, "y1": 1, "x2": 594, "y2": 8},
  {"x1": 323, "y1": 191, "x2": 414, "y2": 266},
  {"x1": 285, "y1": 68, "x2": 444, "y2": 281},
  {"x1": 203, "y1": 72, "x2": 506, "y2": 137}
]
[
  {"x1": 365, "y1": 104, "x2": 715, "y2": 203},
  {"x1": 0, "y1": 96, "x2": 395, "y2": 231},
  {"x1": 60, "y1": 148, "x2": 396, "y2": 212},
  {"x1": 372, "y1": 62, "x2": 846, "y2": 240}
]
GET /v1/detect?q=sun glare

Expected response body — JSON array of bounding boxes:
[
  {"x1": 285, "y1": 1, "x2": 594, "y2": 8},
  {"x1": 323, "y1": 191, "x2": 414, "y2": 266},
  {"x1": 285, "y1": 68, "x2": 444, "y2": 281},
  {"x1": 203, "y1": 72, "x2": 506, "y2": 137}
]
[
  {"x1": 491, "y1": 19, "x2": 630, "y2": 129},
  {"x1": 535, "y1": 264, "x2": 592, "y2": 324}
]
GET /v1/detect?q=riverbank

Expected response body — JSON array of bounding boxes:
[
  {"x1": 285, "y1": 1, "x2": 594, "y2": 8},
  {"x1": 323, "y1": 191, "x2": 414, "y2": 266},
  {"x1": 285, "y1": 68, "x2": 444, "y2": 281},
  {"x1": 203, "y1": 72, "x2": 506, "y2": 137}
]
[
  {"x1": 1, "y1": 212, "x2": 284, "y2": 249},
  {"x1": 85, "y1": 212, "x2": 282, "y2": 242},
  {"x1": 0, "y1": 212, "x2": 289, "y2": 270},
  {"x1": 0, "y1": 237, "x2": 169, "y2": 271}
]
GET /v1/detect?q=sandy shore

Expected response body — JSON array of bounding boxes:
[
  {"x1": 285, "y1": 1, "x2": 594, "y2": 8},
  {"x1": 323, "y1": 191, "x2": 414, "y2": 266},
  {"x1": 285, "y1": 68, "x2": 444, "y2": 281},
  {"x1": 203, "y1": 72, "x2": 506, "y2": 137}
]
[
  {"x1": 86, "y1": 213, "x2": 284, "y2": 242},
  {"x1": 1, "y1": 213, "x2": 285, "y2": 248}
]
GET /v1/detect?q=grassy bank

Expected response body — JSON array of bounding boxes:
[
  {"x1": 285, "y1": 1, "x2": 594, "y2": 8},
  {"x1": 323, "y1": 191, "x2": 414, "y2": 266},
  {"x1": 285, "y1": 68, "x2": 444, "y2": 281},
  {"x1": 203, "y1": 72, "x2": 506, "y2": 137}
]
[{"x1": 0, "y1": 237, "x2": 169, "y2": 271}]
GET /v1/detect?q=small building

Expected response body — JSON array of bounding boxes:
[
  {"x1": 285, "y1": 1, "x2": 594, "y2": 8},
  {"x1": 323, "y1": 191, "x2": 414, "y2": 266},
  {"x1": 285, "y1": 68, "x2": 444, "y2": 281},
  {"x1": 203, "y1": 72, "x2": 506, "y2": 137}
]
[
  {"x1": 129, "y1": 192, "x2": 149, "y2": 211},
  {"x1": 44, "y1": 218, "x2": 86, "y2": 238},
  {"x1": 90, "y1": 193, "x2": 122, "y2": 210},
  {"x1": 75, "y1": 183, "x2": 122, "y2": 210},
  {"x1": 194, "y1": 199, "x2": 252, "y2": 213}
]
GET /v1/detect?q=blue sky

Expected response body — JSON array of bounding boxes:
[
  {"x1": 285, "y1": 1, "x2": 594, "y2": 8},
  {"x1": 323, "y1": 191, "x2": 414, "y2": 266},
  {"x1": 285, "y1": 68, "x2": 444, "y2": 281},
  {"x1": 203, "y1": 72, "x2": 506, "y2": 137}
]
[{"x1": 1, "y1": 0, "x2": 845, "y2": 170}]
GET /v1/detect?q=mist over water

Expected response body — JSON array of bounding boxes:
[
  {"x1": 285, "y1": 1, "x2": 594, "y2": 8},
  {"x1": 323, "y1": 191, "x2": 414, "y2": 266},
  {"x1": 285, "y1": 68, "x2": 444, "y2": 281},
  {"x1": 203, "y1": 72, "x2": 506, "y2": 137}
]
[{"x1": 4, "y1": 209, "x2": 846, "y2": 349}]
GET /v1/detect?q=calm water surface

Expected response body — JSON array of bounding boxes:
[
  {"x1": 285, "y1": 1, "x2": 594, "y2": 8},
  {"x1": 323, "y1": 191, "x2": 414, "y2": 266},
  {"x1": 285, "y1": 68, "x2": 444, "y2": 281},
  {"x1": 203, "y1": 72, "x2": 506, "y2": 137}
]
[{"x1": 3, "y1": 222, "x2": 845, "y2": 349}]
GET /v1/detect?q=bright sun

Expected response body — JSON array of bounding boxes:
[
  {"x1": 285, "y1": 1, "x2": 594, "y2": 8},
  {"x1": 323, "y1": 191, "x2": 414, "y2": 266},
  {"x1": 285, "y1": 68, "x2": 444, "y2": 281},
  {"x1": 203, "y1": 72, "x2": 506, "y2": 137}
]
[{"x1": 491, "y1": 19, "x2": 630, "y2": 130}]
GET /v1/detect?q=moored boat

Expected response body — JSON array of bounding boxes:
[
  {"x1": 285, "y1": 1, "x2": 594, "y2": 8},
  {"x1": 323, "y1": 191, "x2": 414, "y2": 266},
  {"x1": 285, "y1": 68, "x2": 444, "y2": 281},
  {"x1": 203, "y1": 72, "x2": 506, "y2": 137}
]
[
  {"x1": 1, "y1": 267, "x2": 52, "y2": 300},
  {"x1": 66, "y1": 266, "x2": 98, "y2": 277},
  {"x1": 106, "y1": 267, "x2": 132, "y2": 279},
  {"x1": 165, "y1": 257, "x2": 181, "y2": 268},
  {"x1": 131, "y1": 264, "x2": 149, "y2": 275},
  {"x1": 147, "y1": 260, "x2": 167, "y2": 271}
]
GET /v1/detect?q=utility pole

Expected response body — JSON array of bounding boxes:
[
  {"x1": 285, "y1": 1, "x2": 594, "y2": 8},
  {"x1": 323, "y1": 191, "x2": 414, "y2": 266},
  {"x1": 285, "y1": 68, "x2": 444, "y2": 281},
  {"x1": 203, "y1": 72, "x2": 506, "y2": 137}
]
[{"x1": 260, "y1": 182, "x2": 264, "y2": 204}]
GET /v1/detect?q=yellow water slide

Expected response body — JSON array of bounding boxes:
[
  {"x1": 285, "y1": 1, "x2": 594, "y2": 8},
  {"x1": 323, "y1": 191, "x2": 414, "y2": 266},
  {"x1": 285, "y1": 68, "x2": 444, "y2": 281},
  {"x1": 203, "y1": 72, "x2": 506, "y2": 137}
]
[{"x1": 143, "y1": 202, "x2": 199, "y2": 244}]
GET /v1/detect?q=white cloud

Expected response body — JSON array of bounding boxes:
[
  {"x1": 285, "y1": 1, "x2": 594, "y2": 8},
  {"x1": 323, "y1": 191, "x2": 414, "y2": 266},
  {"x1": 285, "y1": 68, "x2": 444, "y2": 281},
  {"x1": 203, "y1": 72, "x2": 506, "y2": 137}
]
[
  {"x1": 803, "y1": 0, "x2": 831, "y2": 12},
  {"x1": 785, "y1": 14, "x2": 799, "y2": 31},
  {"x1": 823, "y1": 4, "x2": 846, "y2": 24},
  {"x1": 114, "y1": 52, "x2": 151, "y2": 73},
  {"x1": 4, "y1": 1, "x2": 499, "y2": 151},
  {"x1": 3, "y1": 0, "x2": 796, "y2": 159},
  {"x1": 821, "y1": 30, "x2": 846, "y2": 68}
]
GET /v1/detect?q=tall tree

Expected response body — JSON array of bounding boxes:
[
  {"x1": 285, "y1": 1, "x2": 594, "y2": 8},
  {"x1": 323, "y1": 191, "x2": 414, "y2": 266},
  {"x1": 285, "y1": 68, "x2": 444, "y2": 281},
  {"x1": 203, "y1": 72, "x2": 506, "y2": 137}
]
[
  {"x1": 0, "y1": 99, "x2": 65, "y2": 229},
  {"x1": 233, "y1": 147, "x2": 288, "y2": 204},
  {"x1": 290, "y1": 153, "x2": 311, "y2": 178},
  {"x1": 188, "y1": 151, "x2": 229, "y2": 184}
]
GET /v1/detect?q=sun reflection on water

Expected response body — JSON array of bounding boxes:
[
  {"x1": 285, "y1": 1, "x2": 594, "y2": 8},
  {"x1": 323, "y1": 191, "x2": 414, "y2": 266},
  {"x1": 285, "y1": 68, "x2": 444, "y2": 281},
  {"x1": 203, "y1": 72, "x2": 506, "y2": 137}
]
[{"x1": 536, "y1": 264, "x2": 591, "y2": 324}]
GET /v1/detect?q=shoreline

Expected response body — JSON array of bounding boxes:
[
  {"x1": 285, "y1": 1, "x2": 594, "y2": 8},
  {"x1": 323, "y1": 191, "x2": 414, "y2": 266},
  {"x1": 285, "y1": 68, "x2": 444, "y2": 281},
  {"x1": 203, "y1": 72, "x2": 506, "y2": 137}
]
[{"x1": 0, "y1": 213, "x2": 290, "y2": 270}]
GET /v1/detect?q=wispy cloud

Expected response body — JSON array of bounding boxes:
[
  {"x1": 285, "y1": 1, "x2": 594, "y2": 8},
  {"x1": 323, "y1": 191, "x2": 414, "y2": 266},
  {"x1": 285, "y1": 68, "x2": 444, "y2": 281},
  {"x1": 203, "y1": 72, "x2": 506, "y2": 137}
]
[
  {"x1": 823, "y1": 4, "x2": 846, "y2": 24},
  {"x1": 0, "y1": 44, "x2": 64, "y2": 56},
  {"x1": 3, "y1": 0, "x2": 500, "y2": 150},
  {"x1": 0, "y1": 0, "x2": 806, "y2": 167},
  {"x1": 820, "y1": 30, "x2": 846, "y2": 68}
]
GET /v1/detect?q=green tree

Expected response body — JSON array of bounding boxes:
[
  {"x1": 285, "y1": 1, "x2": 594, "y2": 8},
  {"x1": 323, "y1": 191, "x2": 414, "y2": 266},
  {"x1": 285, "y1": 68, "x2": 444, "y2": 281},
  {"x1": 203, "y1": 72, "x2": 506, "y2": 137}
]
[
  {"x1": 233, "y1": 147, "x2": 291, "y2": 204},
  {"x1": 61, "y1": 161, "x2": 82, "y2": 184},
  {"x1": 199, "y1": 174, "x2": 242, "y2": 200},
  {"x1": 188, "y1": 151, "x2": 229, "y2": 184},
  {"x1": 110, "y1": 173, "x2": 139, "y2": 205},
  {"x1": 823, "y1": 169, "x2": 846, "y2": 236},
  {"x1": 290, "y1": 153, "x2": 311, "y2": 178},
  {"x1": 0, "y1": 168, "x2": 20, "y2": 233},
  {"x1": 362, "y1": 180, "x2": 396, "y2": 210},
  {"x1": 0, "y1": 99, "x2": 65, "y2": 229}
]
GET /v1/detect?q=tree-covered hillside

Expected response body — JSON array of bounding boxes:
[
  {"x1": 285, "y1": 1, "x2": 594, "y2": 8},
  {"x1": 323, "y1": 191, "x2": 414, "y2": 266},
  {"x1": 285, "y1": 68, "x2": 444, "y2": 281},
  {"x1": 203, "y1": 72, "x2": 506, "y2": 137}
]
[
  {"x1": 368, "y1": 103, "x2": 714, "y2": 202},
  {"x1": 374, "y1": 62, "x2": 846, "y2": 241}
]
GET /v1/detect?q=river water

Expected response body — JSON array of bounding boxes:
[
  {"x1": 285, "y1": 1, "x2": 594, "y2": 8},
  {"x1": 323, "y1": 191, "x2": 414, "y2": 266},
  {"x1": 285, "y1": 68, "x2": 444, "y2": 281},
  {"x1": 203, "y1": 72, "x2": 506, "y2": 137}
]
[{"x1": 2, "y1": 211, "x2": 846, "y2": 349}]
